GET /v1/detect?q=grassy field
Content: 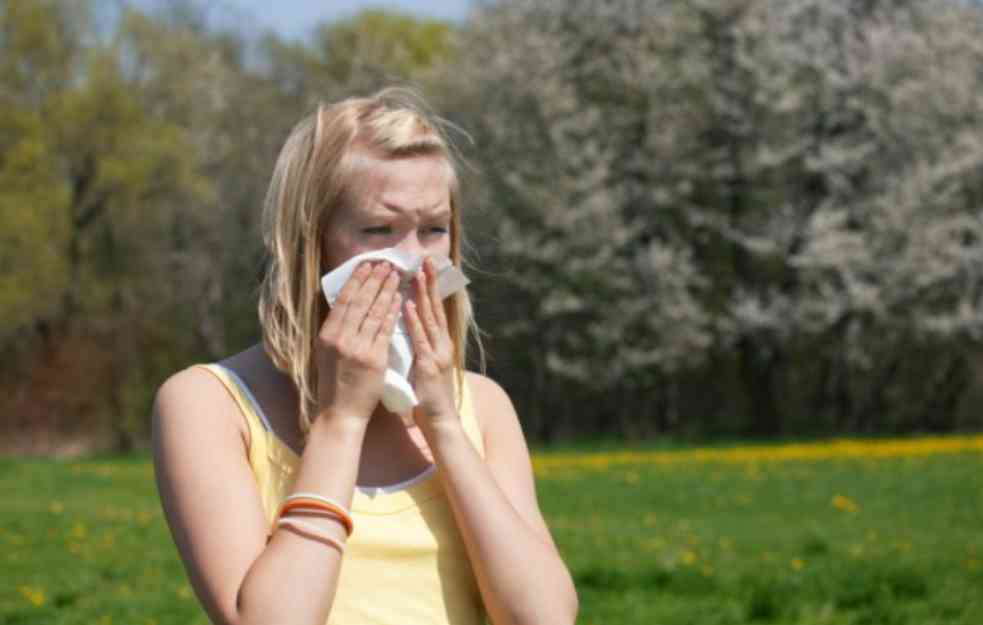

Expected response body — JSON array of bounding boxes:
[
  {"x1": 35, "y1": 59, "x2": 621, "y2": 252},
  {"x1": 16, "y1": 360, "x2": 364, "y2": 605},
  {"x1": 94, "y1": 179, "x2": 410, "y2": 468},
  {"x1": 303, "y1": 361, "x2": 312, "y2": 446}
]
[{"x1": 1, "y1": 435, "x2": 982, "y2": 625}]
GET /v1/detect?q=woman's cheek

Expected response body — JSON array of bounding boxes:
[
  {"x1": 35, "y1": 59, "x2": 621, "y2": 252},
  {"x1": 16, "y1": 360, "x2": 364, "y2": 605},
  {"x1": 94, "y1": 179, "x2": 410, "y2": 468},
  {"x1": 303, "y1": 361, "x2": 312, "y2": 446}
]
[{"x1": 428, "y1": 236, "x2": 451, "y2": 258}]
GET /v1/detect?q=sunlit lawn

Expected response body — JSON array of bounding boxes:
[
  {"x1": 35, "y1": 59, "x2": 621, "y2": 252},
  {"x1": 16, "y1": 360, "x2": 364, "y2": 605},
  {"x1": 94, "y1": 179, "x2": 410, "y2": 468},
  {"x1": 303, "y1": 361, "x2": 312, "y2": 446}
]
[{"x1": 1, "y1": 436, "x2": 982, "y2": 624}]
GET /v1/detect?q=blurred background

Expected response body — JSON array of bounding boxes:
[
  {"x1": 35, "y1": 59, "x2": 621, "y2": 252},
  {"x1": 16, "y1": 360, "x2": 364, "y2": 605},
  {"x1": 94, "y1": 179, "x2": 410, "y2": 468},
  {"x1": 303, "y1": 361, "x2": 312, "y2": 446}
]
[{"x1": 2, "y1": 0, "x2": 983, "y2": 455}]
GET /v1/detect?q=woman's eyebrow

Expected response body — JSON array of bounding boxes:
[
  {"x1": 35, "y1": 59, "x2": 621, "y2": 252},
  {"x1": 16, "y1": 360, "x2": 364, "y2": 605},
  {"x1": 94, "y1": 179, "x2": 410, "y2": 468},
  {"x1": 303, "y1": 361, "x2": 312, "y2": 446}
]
[{"x1": 379, "y1": 200, "x2": 450, "y2": 218}]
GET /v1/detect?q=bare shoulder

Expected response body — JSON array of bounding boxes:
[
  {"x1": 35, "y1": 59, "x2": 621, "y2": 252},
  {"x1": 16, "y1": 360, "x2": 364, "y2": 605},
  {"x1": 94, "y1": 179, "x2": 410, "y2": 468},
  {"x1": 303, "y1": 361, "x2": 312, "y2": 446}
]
[
  {"x1": 463, "y1": 370, "x2": 529, "y2": 451},
  {"x1": 155, "y1": 365, "x2": 227, "y2": 416},
  {"x1": 154, "y1": 364, "x2": 248, "y2": 455},
  {"x1": 464, "y1": 371, "x2": 517, "y2": 433},
  {"x1": 465, "y1": 370, "x2": 509, "y2": 396}
]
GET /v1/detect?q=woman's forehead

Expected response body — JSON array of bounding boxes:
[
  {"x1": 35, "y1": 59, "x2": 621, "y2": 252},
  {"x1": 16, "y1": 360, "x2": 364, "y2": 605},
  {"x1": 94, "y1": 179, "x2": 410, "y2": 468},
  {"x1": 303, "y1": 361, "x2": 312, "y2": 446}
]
[{"x1": 343, "y1": 153, "x2": 453, "y2": 218}]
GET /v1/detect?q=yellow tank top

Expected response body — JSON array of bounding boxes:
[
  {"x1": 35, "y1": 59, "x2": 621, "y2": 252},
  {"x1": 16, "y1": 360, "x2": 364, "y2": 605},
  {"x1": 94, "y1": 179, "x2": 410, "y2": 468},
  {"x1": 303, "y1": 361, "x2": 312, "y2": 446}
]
[{"x1": 195, "y1": 364, "x2": 487, "y2": 625}]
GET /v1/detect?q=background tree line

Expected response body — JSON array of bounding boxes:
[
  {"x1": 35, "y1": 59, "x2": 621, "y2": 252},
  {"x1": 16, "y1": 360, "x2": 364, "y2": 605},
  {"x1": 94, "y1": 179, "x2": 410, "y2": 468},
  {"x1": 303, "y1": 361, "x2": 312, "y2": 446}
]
[{"x1": 2, "y1": 0, "x2": 982, "y2": 454}]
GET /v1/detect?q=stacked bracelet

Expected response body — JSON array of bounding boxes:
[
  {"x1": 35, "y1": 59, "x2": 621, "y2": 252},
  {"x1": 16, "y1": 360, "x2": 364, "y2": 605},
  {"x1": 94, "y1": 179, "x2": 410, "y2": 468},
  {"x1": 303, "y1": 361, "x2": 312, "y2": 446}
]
[
  {"x1": 266, "y1": 492, "x2": 355, "y2": 547},
  {"x1": 276, "y1": 517, "x2": 346, "y2": 554},
  {"x1": 277, "y1": 492, "x2": 354, "y2": 537}
]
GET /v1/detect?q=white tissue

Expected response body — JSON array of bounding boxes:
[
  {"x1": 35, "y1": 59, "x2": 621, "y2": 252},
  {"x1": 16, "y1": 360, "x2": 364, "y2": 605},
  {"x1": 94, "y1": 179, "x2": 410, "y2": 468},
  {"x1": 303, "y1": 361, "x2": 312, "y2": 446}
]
[{"x1": 320, "y1": 248, "x2": 470, "y2": 414}]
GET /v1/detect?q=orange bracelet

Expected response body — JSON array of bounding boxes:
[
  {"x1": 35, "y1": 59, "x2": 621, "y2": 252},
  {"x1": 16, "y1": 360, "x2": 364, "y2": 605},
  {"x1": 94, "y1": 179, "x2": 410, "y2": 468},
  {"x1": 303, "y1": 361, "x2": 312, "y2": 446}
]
[{"x1": 277, "y1": 498, "x2": 354, "y2": 537}]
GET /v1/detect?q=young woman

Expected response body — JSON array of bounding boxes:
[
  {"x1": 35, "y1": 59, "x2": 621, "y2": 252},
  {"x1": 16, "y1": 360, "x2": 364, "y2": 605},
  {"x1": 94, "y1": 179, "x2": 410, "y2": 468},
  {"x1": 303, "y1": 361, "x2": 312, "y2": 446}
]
[{"x1": 151, "y1": 89, "x2": 578, "y2": 625}]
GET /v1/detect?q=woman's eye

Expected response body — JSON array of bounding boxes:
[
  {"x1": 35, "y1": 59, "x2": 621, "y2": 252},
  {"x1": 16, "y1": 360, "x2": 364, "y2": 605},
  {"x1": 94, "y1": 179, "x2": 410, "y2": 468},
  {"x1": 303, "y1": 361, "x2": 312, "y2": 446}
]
[
  {"x1": 423, "y1": 225, "x2": 449, "y2": 236},
  {"x1": 362, "y1": 226, "x2": 393, "y2": 235}
]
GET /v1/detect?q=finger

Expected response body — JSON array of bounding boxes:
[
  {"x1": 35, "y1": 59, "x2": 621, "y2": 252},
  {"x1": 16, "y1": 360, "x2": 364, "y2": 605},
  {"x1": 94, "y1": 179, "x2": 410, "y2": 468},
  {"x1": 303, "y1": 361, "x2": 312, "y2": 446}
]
[
  {"x1": 414, "y1": 269, "x2": 441, "y2": 347},
  {"x1": 424, "y1": 257, "x2": 449, "y2": 331},
  {"x1": 358, "y1": 268, "x2": 400, "y2": 342},
  {"x1": 371, "y1": 293, "x2": 402, "y2": 353},
  {"x1": 342, "y1": 262, "x2": 392, "y2": 332},
  {"x1": 404, "y1": 300, "x2": 433, "y2": 359},
  {"x1": 323, "y1": 262, "x2": 372, "y2": 337}
]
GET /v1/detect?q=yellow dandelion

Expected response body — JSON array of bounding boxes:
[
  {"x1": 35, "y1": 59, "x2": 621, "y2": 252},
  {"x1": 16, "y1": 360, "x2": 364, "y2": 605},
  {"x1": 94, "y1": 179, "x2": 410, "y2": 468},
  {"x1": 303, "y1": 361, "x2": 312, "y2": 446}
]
[
  {"x1": 17, "y1": 585, "x2": 46, "y2": 607},
  {"x1": 791, "y1": 558, "x2": 805, "y2": 571},
  {"x1": 681, "y1": 550, "x2": 698, "y2": 565},
  {"x1": 49, "y1": 501, "x2": 64, "y2": 515},
  {"x1": 70, "y1": 522, "x2": 88, "y2": 540},
  {"x1": 831, "y1": 494, "x2": 859, "y2": 513}
]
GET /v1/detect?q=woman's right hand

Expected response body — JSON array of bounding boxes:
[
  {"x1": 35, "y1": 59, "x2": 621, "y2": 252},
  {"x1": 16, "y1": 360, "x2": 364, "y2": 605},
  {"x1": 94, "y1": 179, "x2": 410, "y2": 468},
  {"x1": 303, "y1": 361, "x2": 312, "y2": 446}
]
[{"x1": 315, "y1": 261, "x2": 402, "y2": 427}]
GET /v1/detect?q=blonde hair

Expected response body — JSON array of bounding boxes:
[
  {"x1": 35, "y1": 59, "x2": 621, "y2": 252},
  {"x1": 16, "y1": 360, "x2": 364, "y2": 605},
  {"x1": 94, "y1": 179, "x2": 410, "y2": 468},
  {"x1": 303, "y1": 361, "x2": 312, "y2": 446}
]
[{"x1": 258, "y1": 87, "x2": 480, "y2": 436}]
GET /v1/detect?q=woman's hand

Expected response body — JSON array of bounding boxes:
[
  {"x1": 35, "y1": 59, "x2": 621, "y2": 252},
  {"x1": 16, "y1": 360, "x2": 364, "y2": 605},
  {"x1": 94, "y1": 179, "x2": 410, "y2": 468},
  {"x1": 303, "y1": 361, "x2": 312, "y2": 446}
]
[
  {"x1": 405, "y1": 256, "x2": 459, "y2": 431},
  {"x1": 315, "y1": 261, "x2": 402, "y2": 427}
]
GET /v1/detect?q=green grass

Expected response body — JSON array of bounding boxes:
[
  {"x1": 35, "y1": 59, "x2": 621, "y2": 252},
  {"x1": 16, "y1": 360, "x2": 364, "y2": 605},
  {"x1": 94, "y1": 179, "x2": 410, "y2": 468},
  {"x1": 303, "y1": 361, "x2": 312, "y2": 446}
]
[{"x1": 1, "y1": 448, "x2": 982, "y2": 624}]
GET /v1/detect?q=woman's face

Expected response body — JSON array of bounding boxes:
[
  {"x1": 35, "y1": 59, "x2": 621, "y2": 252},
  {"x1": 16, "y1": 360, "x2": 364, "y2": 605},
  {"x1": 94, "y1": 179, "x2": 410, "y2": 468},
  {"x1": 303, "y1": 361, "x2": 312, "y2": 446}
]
[{"x1": 322, "y1": 153, "x2": 453, "y2": 272}]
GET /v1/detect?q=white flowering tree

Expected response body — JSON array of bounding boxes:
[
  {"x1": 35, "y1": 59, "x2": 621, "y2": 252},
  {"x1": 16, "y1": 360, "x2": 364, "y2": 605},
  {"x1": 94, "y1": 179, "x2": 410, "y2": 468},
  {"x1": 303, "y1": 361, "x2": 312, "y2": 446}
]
[{"x1": 447, "y1": 0, "x2": 983, "y2": 437}]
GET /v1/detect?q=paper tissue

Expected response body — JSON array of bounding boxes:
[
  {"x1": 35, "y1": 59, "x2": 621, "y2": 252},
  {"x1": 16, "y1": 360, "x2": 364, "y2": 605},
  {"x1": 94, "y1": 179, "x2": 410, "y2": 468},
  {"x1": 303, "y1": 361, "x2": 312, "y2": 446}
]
[{"x1": 320, "y1": 248, "x2": 469, "y2": 414}]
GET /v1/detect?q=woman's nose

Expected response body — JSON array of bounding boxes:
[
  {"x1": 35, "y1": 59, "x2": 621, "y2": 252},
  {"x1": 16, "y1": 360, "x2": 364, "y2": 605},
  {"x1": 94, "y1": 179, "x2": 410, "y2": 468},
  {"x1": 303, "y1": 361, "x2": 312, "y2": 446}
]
[{"x1": 395, "y1": 231, "x2": 424, "y2": 257}]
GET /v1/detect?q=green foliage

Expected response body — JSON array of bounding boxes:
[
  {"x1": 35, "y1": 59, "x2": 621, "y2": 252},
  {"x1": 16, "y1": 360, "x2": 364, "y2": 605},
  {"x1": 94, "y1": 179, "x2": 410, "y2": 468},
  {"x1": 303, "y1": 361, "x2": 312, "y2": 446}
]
[
  {"x1": 0, "y1": 109, "x2": 69, "y2": 335},
  {"x1": 263, "y1": 8, "x2": 455, "y2": 101},
  {"x1": 314, "y1": 9, "x2": 455, "y2": 81},
  {"x1": 5, "y1": 0, "x2": 983, "y2": 451},
  {"x1": 0, "y1": 0, "x2": 86, "y2": 98}
]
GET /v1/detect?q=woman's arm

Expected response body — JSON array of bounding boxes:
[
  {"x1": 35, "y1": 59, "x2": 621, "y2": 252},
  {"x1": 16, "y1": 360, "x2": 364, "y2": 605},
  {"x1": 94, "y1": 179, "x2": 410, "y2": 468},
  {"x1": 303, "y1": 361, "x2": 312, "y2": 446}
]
[
  {"x1": 420, "y1": 375, "x2": 579, "y2": 625},
  {"x1": 153, "y1": 261, "x2": 401, "y2": 625},
  {"x1": 153, "y1": 370, "x2": 367, "y2": 625},
  {"x1": 403, "y1": 258, "x2": 578, "y2": 625}
]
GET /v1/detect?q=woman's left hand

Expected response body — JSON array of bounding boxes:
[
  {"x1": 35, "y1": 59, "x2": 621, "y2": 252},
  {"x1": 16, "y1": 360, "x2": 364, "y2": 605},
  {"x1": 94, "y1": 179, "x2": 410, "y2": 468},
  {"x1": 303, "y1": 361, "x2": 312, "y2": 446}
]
[{"x1": 404, "y1": 256, "x2": 459, "y2": 431}]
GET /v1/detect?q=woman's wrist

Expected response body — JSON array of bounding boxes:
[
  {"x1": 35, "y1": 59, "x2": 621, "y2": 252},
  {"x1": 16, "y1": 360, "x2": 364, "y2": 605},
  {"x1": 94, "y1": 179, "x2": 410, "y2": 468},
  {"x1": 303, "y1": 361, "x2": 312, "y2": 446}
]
[
  {"x1": 311, "y1": 410, "x2": 370, "y2": 440},
  {"x1": 418, "y1": 415, "x2": 465, "y2": 444}
]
